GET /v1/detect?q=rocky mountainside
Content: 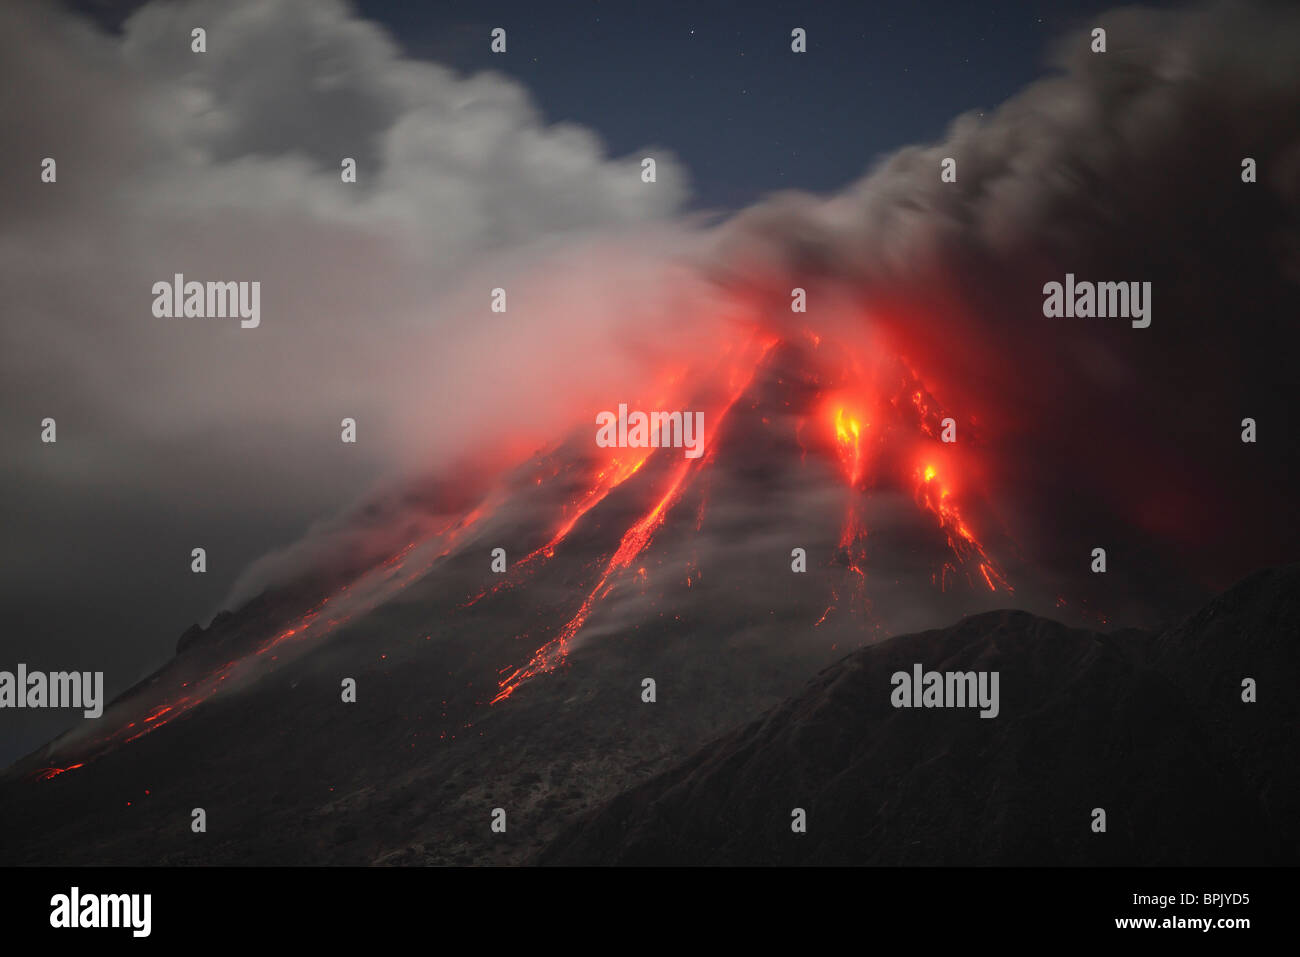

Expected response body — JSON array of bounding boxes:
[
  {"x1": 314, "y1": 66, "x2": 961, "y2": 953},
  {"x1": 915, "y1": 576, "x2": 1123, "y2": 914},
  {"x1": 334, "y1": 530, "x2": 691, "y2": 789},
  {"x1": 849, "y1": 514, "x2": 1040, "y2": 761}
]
[{"x1": 541, "y1": 564, "x2": 1298, "y2": 865}]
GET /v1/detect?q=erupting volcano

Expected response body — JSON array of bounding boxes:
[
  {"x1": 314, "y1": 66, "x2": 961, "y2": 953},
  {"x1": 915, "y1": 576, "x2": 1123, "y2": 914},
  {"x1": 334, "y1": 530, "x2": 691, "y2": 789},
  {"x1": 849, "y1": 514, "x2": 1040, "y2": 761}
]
[
  {"x1": 3, "y1": 293, "x2": 1296, "y2": 868},
  {"x1": 4, "y1": 0, "x2": 1300, "y2": 879},
  {"x1": 18, "y1": 315, "x2": 1036, "y2": 786}
]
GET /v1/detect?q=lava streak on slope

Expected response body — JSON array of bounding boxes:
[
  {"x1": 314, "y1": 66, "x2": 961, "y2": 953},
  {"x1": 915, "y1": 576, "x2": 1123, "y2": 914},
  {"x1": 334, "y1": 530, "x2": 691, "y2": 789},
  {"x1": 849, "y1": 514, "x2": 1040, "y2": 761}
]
[
  {"x1": 33, "y1": 504, "x2": 493, "y2": 778},
  {"x1": 492, "y1": 336, "x2": 779, "y2": 703},
  {"x1": 491, "y1": 454, "x2": 699, "y2": 703},
  {"x1": 809, "y1": 333, "x2": 1015, "y2": 612},
  {"x1": 459, "y1": 452, "x2": 653, "y2": 610},
  {"x1": 914, "y1": 460, "x2": 1011, "y2": 593}
]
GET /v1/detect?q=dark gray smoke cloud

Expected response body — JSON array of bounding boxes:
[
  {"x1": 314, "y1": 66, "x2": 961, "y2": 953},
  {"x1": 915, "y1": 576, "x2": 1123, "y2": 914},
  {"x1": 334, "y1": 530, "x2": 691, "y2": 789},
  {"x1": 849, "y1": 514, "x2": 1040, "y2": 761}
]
[{"x1": 707, "y1": 0, "x2": 1300, "y2": 607}]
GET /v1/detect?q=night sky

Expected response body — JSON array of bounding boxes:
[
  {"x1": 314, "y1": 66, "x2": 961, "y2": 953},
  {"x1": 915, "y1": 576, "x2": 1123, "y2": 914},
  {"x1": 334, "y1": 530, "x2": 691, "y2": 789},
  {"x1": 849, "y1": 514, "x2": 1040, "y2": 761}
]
[
  {"x1": 78, "y1": 0, "x2": 1181, "y2": 209},
  {"x1": 359, "y1": 0, "x2": 1175, "y2": 210}
]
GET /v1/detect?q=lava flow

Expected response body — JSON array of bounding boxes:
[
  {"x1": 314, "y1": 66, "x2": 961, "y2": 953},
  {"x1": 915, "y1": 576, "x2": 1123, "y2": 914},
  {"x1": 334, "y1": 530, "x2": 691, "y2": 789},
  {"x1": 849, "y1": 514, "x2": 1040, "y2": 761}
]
[
  {"x1": 913, "y1": 461, "x2": 1011, "y2": 593},
  {"x1": 831, "y1": 404, "x2": 870, "y2": 558},
  {"x1": 459, "y1": 451, "x2": 652, "y2": 610},
  {"x1": 33, "y1": 503, "x2": 493, "y2": 779},
  {"x1": 492, "y1": 336, "x2": 778, "y2": 703}
]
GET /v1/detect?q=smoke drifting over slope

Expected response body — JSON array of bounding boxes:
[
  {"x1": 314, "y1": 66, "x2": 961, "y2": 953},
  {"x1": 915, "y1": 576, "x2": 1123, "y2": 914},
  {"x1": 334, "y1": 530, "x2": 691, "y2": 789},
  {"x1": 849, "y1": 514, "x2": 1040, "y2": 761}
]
[{"x1": 1, "y1": 0, "x2": 704, "y2": 759}]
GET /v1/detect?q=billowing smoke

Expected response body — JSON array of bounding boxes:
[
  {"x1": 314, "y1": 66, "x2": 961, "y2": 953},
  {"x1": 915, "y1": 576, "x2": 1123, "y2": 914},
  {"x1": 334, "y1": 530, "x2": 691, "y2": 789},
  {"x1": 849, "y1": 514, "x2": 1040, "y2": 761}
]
[{"x1": 707, "y1": 0, "x2": 1300, "y2": 611}]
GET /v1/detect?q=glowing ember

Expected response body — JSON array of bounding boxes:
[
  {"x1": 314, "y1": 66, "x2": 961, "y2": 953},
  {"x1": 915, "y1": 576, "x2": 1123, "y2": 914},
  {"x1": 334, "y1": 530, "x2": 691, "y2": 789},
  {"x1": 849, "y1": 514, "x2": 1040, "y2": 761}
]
[{"x1": 34, "y1": 763, "x2": 83, "y2": 781}]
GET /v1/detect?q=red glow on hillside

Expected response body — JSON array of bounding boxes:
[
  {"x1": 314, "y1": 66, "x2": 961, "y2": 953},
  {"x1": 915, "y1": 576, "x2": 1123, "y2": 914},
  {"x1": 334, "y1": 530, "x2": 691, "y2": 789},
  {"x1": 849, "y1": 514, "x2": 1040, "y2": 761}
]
[
  {"x1": 492, "y1": 336, "x2": 777, "y2": 703},
  {"x1": 492, "y1": 453, "x2": 698, "y2": 704},
  {"x1": 914, "y1": 459, "x2": 1010, "y2": 593},
  {"x1": 35, "y1": 309, "x2": 1023, "y2": 779}
]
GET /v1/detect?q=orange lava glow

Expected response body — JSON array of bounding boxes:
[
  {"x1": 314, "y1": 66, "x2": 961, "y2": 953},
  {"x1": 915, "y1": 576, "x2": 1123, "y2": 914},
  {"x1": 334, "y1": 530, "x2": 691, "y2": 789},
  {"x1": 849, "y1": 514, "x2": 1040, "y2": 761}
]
[
  {"x1": 833, "y1": 407, "x2": 867, "y2": 488},
  {"x1": 492, "y1": 454, "x2": 698, "y2": 704},
  {"x1": 823, "y1": 399, "x2": 871, "y2": 625},
  {"x1": 492, "y1": 337, "x2": 777, "y2": 704},
  {"x1": 522, "y1": 455, "x2": 652, "y2": 565},
  {"x1": 34, "y1": 762, "x2": 83, "y2": 781},
  {"x1": 38, "y1": 506, "x2": 492, "y2": 778},
  {"x1": 809, "y1": 350, "x2": 1013, "y2": 627},
  {"x1": 914, "y1": 460, "x2": 1011, "y2": 593},
  {"x1": 461, "y1": 452, "x2": 654, "y2": 609}
]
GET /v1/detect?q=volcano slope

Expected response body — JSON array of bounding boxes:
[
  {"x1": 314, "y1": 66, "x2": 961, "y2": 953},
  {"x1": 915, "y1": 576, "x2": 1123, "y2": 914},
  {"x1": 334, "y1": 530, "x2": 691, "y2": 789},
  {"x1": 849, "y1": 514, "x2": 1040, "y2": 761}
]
[
  {"x1": 540, "y1": 563, "x2": 1299, "y2": 866},
  {"x1": 0, "y1": 339, "x2": 1022, "y2": 865},
  {"x1": 0, "y1": 338, "x2": 1274, "y2": 866}
]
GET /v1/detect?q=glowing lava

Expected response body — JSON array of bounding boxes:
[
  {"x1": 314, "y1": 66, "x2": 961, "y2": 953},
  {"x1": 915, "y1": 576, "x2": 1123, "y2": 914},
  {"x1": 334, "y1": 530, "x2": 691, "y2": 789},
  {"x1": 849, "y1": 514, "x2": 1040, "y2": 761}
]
[
  {"x1": 461, "y1": 452, "x2": 653, "y2": 609},
  {"x1": 37, "y1": 505, "x2": 492, "y2": 778},
  {"x1": 492, "y1": 337, "x2": 777, "y2": 703},
  {"x1": 816, "y1": 398, "x2": 874, "y2": 627},
  {"x1": 914, "y1": 460, "x2": 1010, "y2": 593},
  {"x1": 834, "y1": 407, "x2": 867, "y2": 488},
  {"x1": 492, "y1": 454, "x2": 698, "y2": 704}
]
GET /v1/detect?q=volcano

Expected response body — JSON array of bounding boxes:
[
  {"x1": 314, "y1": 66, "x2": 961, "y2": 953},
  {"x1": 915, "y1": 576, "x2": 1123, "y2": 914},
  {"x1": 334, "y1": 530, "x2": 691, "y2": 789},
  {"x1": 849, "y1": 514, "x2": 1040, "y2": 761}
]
[{"x1": 0, "y1": 331, "x2": 1284, "y2": 864}]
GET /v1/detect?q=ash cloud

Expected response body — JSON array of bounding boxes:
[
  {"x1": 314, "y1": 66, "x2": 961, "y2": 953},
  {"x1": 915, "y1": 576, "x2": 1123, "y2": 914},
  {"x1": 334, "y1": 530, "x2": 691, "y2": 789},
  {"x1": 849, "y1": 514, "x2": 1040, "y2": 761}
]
[{"x1": 708, "y1": 0, "x2": 1300, "y2": 607}]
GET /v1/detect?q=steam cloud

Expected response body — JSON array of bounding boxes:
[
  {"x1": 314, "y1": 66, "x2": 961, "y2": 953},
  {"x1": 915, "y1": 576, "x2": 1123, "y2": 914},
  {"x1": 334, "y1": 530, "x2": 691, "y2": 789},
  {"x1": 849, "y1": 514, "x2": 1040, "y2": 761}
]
[{"x1": 0, "y1": 0, "x2": 709, "y2": 758}]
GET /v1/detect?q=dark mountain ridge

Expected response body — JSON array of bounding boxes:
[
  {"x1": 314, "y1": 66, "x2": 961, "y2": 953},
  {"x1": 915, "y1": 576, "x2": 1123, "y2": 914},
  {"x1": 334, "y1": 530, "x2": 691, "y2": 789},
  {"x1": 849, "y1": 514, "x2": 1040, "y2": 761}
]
[{"x1": 540, "y1": 563, "x2": 1298, "y2": 865}]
